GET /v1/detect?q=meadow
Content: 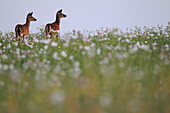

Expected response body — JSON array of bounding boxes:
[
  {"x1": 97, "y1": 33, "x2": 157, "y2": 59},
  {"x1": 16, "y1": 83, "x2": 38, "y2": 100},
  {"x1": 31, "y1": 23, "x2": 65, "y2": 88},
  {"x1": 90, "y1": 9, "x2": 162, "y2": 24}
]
[{"x1": 0, "y1": 24, "x2": 170, "y2": 113}]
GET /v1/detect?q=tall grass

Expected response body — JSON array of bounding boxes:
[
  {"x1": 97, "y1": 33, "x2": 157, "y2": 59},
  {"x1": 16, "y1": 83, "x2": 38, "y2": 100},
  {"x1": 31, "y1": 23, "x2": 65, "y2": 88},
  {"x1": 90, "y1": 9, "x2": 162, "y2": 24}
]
[{"x1": 0, "y1": 24, "x2": 170, "y2": 113}]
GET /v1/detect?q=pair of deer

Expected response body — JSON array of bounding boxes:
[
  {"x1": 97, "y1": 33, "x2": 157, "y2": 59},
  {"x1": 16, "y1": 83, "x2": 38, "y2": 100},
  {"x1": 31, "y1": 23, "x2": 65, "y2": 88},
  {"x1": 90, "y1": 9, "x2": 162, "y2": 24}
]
[{"x1": 15, "y1": 9, "x2": 67, "y2": 47}]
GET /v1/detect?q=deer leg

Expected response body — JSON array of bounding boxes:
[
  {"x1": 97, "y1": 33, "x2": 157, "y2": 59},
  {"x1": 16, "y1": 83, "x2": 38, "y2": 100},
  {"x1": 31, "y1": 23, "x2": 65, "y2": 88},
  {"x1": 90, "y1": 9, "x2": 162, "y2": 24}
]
[
  {"x1": 50, "y1": 35, "x2": 54, "y2": 39},
  {"x1": 56, "y1": 32, "x2": 59, "y2": 37},
  {"x1": 45, "y1": 25, "x2": 50, "y2": 39},
  {"x1": 56, "y1": 32, "x2": 59, "y2": 42},
  {"x1": 20, "y1": 36, "x2": 23, "y2": 48},
  {"x1": 23, "y1": 35, "x2": 25, "y2": 41},
  {"x1": 46, "y1": 33, "x2": 49, "y2": 39},
  {"x1": 15, "y1": 26, "x2": 20, "y2": 41},
  {"x1": 26, "y1": 35, "x2": 28, "y2": 39},
  {"x1": 16, "y1": 35, "x2": 18, "y2": 41},
  {"x1": 50, "y1": 35, "x2": 52, "y2": 39},
  {"x1": 50, "y1": 32, "x2": 54, "y2": 39}
]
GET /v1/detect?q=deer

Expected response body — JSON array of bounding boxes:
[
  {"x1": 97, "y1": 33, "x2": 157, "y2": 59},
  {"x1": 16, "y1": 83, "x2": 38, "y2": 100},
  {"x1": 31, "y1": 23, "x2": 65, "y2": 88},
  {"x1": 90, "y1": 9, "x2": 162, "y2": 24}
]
[
  {"x1": 15, "y1": 12, "x2": 37, "y2": 47},
  {"x1": 45, "y1": 9, "x2": 67, "y2": 39}
]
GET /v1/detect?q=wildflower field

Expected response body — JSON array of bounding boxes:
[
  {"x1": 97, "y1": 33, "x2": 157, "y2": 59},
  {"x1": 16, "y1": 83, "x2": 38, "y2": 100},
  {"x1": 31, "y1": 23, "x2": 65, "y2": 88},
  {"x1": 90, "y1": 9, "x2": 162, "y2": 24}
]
[{"x1": 0, "y1": 24, "x2": 170, "y2": 113}]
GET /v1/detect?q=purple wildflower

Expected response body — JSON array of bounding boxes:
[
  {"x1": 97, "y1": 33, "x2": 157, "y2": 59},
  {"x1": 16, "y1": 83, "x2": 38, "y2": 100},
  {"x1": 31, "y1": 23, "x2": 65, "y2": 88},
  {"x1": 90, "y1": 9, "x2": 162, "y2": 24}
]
[
  {"x1": 98, "y1": 32, "x2": 103, "y2": 38},
  {"x1": 108, "y1": 52, "x2": 112, "y2": 58},
  {"x1": 35, "y1": 58, "x2": 40, "y2": 63},
  {"x1": 0, "y1": 50, "x2": 2, "y2": 54},
  {"x1": 79, "y1": 45, "x2": 83, "y2": 50}
]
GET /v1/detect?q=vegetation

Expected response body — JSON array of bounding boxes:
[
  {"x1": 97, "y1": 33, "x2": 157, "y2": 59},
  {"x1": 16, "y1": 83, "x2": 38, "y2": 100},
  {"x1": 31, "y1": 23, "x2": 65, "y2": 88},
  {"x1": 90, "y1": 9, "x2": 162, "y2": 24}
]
[{"x1": 0, "y1": 24, "x2": 170, "y2": 113}]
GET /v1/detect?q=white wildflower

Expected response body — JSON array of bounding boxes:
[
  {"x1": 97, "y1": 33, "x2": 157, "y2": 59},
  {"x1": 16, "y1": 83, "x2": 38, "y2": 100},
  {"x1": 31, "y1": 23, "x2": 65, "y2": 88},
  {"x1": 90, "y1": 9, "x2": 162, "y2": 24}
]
[
  {"x1": 84, "y1": 46, "x2": 90, "y2": 51},
  {"x1": 21, "y1": 54, "x2": 26, "y2": 59},
  {"x1": 23, "y1": 62, "x2": 29, "y2": 70},
  {"x1": 7, "y1": 44, "x2": 11, "y2": 49},
  {"x1": 9, "y1": 64, "x2": 14, "y2": 70},
  {"x1": 44, "y1": 45, "x2": 48, "y2": 50},
  {"x1": 139, "y1": 44, "x2": 150, "y2": 51},
  {"x1": 33, "y1": 37, "x2": 39, "y2": 43},
  {"x1": 3, "y1": 64, "x2": 8, "y2": 70},
  {"x1": 2, "y1": 54, "x2": 8, "y2": 60},
  {"x1": 53, "y1": 52, "x2": 58, "y2": 59},
  {"x1": 24, "y1": 38, "x2": 29, "y2": 45},
  {"x1": 63, "y1": 42, "x2": 69, "y2": 47},
  {"x1": 114, "y1": 45, "x2": 121, "y2": 51},
  {"x1": 74, "y1": 61, "x2": 80, "y2": 67},
  {"x1": 97, "y1": 48, "x2": 101, "y2": 55},
  {"x1": 90, "y1": 43, "x2": 95, "y2": 48},
  {"x1": 61, "y1": 51, "x2": 67, "y2": 57},
  {"x1": 118, "y1": 37, "x2": 121, "y2": 41},
  {"x1": 28, "y1": 45, "x2": 33, "y2": 48},
  {"x1": 102, "y1": 57, "x2": 109, "y2": 64},
  {"x1": 49, "y1": 90, "x2": 65, "y2": 105},
  {"x1": 125, "y1": 39, "x2": 130, "y2": 43},
  {"x1": 150, "y1": 34, "x2": 154, "y2": 36},
  {"x1": 69, "y1": 56, "x2": 74, "y2": 61},
  {"x1": 40, "y1": 39, "x2": 51, "y2": 44},
  {"x1": 16, "y1": 48, "x2": 20, "y2": 55},
  {"x1": 51, "y1": 42, "x2": 58, "y2": 47}
]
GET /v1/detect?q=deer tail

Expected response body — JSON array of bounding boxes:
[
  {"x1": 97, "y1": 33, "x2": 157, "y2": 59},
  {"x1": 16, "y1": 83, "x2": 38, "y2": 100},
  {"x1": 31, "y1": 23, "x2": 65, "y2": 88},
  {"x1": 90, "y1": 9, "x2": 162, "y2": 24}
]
[
  {"x1": 45, "y1": 25, "x2": 51, "y2": 34},
  {"x1": 45, "y1": 25, "x2": 51, "y2": 38},
  {"x1": 15, "y1": 26, "x2": 21, "y2": 37}
]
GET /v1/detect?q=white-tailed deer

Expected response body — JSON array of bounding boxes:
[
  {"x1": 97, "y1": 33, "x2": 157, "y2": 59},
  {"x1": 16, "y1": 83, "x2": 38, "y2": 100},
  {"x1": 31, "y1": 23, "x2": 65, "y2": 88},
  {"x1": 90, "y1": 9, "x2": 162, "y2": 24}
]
[
  {"x1": 45, "y1": 9, "x2": 67, "y2": 39},
  {"x1": 15, "y1": 12, "x2": 37, "y2": 47}
]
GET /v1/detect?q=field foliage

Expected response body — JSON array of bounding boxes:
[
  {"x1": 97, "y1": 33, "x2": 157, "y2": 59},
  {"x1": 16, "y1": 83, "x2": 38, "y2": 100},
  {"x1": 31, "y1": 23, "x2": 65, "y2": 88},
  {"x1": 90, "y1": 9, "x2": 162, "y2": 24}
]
[{"x1": 0, "y1": 24, "x2": 170, "y2": 113}]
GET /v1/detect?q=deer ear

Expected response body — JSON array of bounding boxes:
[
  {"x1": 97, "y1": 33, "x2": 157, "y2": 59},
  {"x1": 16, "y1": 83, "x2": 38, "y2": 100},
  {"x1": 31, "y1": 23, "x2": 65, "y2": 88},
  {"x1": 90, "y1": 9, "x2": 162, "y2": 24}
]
[
  {"x1": 58, "y1": 9, "x2": 62, "y2": 13},
  {"x1": 28, "y1": 12, "x2": 33, "y2": 16}
]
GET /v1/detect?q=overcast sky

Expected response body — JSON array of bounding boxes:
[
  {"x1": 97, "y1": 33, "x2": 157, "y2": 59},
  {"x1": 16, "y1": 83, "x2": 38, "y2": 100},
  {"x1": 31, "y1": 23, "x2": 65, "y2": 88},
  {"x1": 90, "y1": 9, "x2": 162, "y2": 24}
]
[{"x1": 0, "y1": 0, "x2": 170, "y2": 34}]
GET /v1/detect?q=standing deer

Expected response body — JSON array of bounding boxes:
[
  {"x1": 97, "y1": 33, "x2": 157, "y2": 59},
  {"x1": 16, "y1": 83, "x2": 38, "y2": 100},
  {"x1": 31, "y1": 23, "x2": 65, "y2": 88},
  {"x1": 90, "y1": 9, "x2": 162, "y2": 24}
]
[
  {"x1": 45, "y1": 9, "x2": 67, "y2": 39},
  {"x1": 15, "y1": 12, "x2": 37, "y2": 47}
]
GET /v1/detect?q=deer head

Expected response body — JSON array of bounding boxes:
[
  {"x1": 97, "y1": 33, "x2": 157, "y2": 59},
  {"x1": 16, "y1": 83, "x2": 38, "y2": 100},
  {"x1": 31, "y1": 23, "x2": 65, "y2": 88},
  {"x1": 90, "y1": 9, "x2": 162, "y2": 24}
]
[
  {"x1": 27, "y1": 12, "x2": 37, "y2": 22},
  {"x1": 57, "y1": 9, "x2": 67, "y2": 19}
]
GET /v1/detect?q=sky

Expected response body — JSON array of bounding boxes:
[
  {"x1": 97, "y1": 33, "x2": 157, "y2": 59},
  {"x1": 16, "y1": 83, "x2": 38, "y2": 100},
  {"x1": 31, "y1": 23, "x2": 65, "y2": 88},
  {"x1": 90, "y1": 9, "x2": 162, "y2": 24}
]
[{"x1": 0, "y1": 0, "x2": 170, "y2": 34}]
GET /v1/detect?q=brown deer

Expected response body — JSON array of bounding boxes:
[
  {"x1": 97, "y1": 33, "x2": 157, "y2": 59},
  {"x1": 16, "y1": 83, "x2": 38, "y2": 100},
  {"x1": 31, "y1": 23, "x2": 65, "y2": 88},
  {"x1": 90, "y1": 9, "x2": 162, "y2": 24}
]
[
  {"x1": 15, "y1": 12, "x2": 37, "y2": 47},
  {"x1": 45, "y1": 9, "x2": 67, "y2": 39}
]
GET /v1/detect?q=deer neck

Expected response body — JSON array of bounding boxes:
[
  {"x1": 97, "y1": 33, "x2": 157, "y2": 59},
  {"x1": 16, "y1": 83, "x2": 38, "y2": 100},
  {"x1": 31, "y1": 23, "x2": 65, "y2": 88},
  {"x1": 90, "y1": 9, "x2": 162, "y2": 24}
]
[
  {"x1": 25, "y1": 19, "x2": 31, "y2": 27},
  {"x1": 55, "y1": 15, "x2": 60, "y2": 25}
]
